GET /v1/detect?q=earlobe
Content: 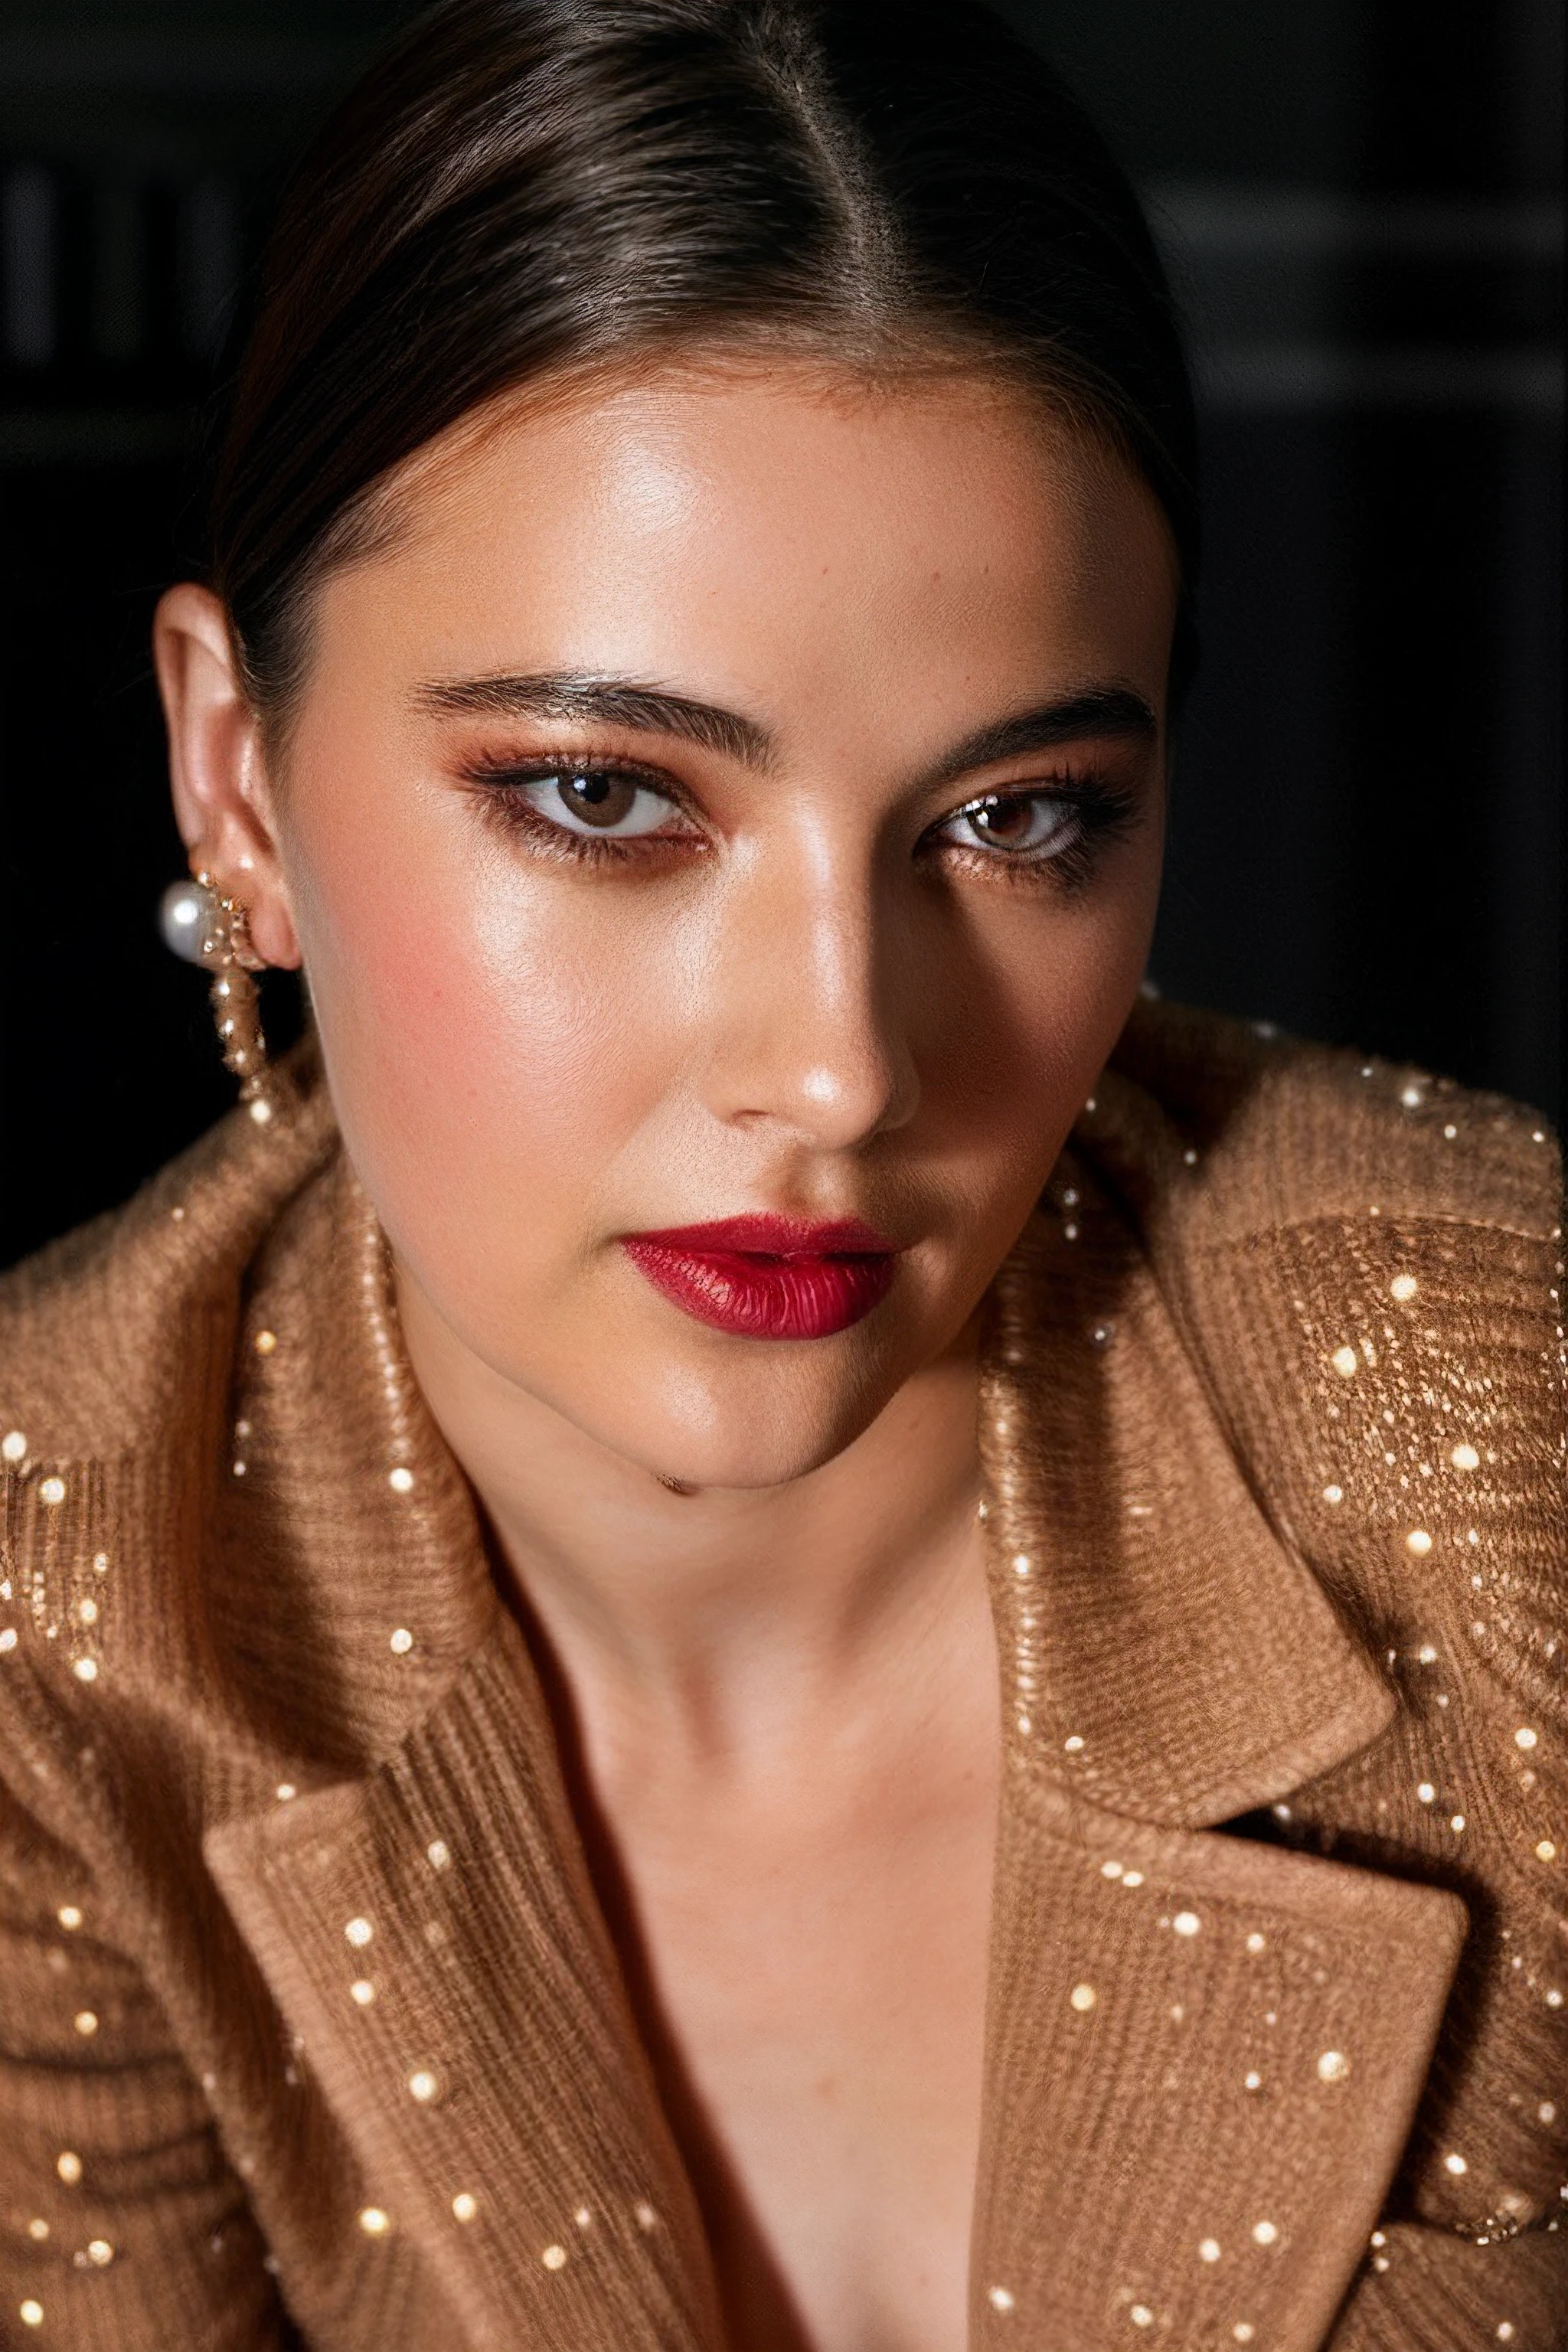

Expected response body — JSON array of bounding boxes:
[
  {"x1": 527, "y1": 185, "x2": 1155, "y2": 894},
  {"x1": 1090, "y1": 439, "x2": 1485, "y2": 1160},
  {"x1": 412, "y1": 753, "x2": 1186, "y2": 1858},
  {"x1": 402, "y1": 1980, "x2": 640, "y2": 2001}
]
[{"x1": 152, "y1": 582, "x2": 303, "y2": 971}]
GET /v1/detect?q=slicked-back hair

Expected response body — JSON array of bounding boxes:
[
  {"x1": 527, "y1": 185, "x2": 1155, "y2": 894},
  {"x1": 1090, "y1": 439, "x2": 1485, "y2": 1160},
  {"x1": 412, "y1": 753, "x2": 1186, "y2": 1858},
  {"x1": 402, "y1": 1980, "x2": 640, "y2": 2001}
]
[{"x1": 210, "y1": 0, "x2": 1198, "y2": 723}]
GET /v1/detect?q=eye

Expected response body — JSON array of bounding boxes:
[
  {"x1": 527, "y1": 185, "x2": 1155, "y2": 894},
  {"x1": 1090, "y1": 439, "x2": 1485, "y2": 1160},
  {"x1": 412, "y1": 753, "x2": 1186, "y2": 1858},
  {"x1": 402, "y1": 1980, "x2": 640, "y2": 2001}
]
[
  {"x1": 523, "y1": 769, "x2": 680, "y2": 838},
  {"x1": 938, "y1": 792, "x2": 1080, "y2": 858}
]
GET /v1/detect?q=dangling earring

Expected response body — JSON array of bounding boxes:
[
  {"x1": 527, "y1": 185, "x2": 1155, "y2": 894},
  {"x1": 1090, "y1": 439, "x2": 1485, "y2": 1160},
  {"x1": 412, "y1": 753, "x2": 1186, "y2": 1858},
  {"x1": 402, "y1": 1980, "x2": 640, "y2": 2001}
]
[{"x1": 159, "y1": 871, "x2": 274, "y2": 1125}]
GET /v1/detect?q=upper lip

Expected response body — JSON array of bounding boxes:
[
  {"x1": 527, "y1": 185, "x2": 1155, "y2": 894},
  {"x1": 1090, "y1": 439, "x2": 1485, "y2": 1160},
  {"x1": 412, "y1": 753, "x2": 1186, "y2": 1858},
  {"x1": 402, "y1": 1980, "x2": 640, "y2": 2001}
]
[{"x1": 625, "y1": 1214, "x2": 896, "y2": 1257}]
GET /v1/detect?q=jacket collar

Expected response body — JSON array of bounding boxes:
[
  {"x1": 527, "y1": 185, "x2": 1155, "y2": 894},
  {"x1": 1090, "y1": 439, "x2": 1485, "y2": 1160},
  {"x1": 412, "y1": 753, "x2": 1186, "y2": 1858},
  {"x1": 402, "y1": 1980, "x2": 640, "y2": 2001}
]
[
  {"x1": 979, "y1": 1135, "x2": 1395, "y2": 1831},
  {"x1": 194, "y1": 1051, "x2": 1462, "y2": 2350}
]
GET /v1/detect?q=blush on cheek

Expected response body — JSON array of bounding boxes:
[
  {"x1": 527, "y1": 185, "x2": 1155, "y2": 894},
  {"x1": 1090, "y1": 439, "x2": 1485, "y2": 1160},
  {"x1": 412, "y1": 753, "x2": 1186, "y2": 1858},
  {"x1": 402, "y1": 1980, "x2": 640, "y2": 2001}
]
[{"x1": 301, "y1": 849, "x2": 678, "y2": 1308}]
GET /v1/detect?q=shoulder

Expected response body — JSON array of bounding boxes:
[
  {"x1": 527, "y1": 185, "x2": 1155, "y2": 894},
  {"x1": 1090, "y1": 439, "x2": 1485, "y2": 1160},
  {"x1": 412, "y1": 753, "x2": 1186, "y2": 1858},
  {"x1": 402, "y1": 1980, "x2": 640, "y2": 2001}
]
[
  {"x1": 1101, "y1": 992, "x2": 1560, "y2": 1246},
  {"x1": 0, "y1": 1047, "x2": 338, "y2": 1464},
  {"x1": 0, "y1": 1053, "x2": 341, "y2": 1726},
  {"x1": 1087, "y1": 996, "x2": 1565, "y2": 1663}
]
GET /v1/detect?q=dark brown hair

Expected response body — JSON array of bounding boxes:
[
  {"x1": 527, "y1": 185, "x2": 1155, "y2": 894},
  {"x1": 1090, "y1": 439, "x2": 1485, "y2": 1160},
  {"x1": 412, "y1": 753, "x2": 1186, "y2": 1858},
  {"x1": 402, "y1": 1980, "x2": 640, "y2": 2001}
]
[{"x1": 211, "y1": 0, "x2": 1198, "y2": 721}]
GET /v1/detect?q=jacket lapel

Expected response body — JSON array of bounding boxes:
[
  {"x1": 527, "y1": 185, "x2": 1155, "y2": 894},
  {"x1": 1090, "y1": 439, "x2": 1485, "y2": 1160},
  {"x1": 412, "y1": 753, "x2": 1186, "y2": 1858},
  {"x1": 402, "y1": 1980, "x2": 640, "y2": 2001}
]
[
  {"x1": 971, "y1": 1779, "x2": 1465, "y2": 2350},
  {"x1": 205, "y1": 1614, "x2": 724, "y2": 2352},
  {"x1": 969, "y1": 1163, "x2": 1468, "y2": 2347}
]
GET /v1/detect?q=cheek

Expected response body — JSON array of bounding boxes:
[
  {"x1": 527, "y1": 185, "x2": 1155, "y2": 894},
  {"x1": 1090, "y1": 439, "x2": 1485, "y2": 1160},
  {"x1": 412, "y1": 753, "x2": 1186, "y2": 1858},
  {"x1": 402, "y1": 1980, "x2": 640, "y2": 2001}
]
[
  {"x1": 917, "y1": 861, "x2": 1160, "y2": 1197},
  {"x1": 285, "y1": 789, "x2": 685, "y2": 1263}
]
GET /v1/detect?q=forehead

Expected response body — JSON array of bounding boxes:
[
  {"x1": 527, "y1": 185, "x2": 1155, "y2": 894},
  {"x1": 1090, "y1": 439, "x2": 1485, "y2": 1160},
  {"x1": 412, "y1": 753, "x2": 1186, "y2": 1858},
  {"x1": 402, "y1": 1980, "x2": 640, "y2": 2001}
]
[{"x1": 312, "y1": 362, "x2": 1178, "y2": 724}]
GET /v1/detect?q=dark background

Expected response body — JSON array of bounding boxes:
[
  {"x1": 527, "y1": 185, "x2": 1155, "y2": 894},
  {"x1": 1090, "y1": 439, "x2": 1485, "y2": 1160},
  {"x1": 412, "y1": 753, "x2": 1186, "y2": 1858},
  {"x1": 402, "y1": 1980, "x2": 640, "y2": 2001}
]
[{"x1": 2, "y1": 0, "x2": 1562, "y2": 1269}]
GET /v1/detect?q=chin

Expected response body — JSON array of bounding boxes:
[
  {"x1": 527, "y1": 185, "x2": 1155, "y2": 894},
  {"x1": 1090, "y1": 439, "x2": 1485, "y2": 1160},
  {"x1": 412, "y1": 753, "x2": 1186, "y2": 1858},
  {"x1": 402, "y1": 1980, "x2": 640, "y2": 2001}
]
[{"x1": 587, "y1": 1344, "x2": 903, "y2": 1494}]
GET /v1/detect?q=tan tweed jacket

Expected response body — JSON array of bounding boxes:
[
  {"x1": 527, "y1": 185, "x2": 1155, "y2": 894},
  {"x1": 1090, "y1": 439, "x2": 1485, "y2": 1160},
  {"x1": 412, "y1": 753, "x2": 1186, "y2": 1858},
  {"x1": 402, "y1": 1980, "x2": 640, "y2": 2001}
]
[{"x1": 0, "y1": 1002, "x2": 1563, "y2": 2352}]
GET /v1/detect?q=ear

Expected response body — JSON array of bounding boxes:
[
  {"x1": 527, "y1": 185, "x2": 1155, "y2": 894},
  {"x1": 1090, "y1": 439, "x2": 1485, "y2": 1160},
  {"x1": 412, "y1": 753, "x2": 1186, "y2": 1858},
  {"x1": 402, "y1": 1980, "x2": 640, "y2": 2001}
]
[{"x1": 152, "y1": 583, "x2": 302, "y2": 971}]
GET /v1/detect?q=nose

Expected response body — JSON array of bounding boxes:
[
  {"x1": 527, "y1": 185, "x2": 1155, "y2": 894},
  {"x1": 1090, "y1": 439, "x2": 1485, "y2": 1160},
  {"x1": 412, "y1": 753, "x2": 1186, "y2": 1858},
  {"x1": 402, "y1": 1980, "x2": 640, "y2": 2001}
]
[{"x1": 698, "y1": 831, "x2": 920, "y2": 1150}]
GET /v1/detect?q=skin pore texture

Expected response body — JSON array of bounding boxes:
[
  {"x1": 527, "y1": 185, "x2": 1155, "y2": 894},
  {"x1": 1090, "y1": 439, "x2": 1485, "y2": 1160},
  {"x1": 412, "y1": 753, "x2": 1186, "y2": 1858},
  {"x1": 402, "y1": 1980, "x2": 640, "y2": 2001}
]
[{"x1": 155, "y1": 363, "x2": 1176, "y2": 2352}]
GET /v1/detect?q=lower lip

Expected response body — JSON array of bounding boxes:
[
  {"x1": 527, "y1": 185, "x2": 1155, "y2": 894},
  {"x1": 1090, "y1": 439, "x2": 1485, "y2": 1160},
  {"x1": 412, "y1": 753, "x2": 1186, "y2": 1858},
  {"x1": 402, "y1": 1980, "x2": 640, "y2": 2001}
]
[{"x1": 622, "y1": 1238, "x2": 896, "y2": 1340}]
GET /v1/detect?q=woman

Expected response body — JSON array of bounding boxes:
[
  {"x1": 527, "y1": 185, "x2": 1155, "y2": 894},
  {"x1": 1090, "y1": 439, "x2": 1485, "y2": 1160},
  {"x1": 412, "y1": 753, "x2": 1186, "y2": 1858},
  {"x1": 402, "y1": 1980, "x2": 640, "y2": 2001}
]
[{"x1": 0, "y1": 2, "x2": 1561, "y2": 2346}]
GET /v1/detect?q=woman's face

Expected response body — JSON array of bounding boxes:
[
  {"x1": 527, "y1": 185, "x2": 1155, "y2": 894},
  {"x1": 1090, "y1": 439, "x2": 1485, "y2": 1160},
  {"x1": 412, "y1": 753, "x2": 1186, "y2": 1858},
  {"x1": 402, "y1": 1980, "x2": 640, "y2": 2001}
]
[{"x1": 257, "y1": 367, "x2": 1174, "y2": 1486}]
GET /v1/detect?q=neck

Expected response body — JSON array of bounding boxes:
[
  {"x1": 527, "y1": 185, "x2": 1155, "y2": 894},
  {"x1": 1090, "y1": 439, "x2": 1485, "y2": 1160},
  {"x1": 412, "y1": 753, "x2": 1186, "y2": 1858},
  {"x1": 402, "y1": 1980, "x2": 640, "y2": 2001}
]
[{"x1": 394, "y1": 1269, "x2": 988, "y2": 1774}]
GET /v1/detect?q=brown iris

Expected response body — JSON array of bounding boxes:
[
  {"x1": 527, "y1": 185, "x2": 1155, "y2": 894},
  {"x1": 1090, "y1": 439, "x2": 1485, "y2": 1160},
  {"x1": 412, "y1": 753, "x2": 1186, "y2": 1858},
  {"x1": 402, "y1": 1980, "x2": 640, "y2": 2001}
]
[
  {"x1": 554, "y1": 771, "x2": 641, "y2": 828},
  {"x1": 965, "y1": 795, "x2": 1039, "y2": 846}
]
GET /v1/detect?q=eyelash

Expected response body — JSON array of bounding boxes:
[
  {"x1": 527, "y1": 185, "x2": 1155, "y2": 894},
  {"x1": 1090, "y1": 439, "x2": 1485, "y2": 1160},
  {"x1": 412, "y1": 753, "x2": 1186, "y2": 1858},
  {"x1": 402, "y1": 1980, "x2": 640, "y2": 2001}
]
[{"x1": 456, "y1": 750, "x2": 1138, "y2": 890}]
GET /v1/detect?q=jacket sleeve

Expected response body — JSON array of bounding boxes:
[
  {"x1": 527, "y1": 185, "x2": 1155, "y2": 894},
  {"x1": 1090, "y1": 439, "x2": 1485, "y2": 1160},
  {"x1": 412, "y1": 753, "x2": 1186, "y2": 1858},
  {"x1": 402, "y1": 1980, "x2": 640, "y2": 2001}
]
[
  {"x1": 0, "y1": 1779, "x2": 295, "y2": 2352},
  {"x1": 1326, "y1": 2226, "x2": 1568, "y2": 2350}
]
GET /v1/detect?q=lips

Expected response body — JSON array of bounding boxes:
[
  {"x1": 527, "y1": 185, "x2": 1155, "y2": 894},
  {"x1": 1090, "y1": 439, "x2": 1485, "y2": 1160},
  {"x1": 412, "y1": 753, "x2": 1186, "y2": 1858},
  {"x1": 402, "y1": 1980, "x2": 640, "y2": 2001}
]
[{"x1": 622, "y1": 1214, "x2": 897, "y2": 1341}]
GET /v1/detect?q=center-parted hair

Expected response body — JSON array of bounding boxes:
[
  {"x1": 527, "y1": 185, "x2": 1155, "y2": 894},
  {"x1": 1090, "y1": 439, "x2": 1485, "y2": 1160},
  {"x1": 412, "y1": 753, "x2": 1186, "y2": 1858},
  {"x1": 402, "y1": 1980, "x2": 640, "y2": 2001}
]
[{"x1": 211, "y1": 0, "x2": 1197, "y2": 720}]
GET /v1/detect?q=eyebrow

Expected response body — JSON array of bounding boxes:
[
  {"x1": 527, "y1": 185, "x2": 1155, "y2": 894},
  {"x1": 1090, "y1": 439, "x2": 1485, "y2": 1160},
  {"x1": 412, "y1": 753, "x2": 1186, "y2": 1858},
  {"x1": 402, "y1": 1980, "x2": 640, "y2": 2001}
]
[
  {"x1": 413, "y1": 671, "x2": 1158, "y2": 786},
  {"x1": 918, "y1": 687, "x2": 1159, "y2": 789},
  {"x1": 413, "y1": 671, "x2": 773, "y2": 769}
]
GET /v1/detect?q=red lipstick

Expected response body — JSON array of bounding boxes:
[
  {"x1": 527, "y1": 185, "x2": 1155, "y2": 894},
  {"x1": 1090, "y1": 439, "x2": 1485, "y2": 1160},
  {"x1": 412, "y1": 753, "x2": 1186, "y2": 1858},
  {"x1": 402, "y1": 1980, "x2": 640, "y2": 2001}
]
[{"x1": 622, "y1": 1214, "x2": 897, "y2": 1340}]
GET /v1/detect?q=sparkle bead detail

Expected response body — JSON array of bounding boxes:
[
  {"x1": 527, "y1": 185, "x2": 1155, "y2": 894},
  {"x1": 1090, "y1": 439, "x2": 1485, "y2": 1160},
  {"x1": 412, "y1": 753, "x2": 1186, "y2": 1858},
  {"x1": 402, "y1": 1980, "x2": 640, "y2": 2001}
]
[
  {"x1": 988, "y1": 2286, "x2": 1015, "y2": 2312},
  {"x1": 1070, "y1": 1982, "x2": 1097, "y2": 2012},
  {"x1": 57, "y1": 2151, "x2": 82, "y2": 2185},
  {"x1": 426, "y1": 1840, "x2": 452, "y2": 1870},
  {"x1": 1, "y1": 1430, "x2": 25, "y2": 1463},
  {"x1": 38, "y1": 1476, "x2": 65, "y2": 1506},
  {"x1": 86, "y1": 2239, "x2": 113, "y2": 2267},
  {"x1": 1331, "y1": 1346, "x2": 1358, "y2": 1377},
  {"x1": 541, "y1": 2244, "x2": 568, "y2": 2270},
  {"x1": 350, "y1": 1980, "x2": 375, "y2": 2006},
  {"x1": 1450, "y1": 1442, "x2": 1479, "y2": 1471},
  {"x1": 1444, "y1": 2152, "x2": 1468, "y2": 2176},
  {"x1": 1130, "y1": 2305, "x2": 1154, "y2": 2328},
  {"x1": 20, "y1": 2302, "x2": 44, "y2": 2329},
  {"x1": 1537, "y1": 1841, "x2": 1557, "y2": 1863},
  {"x1": 452, "y1": 2192, "x2": 478, "y2": 2223},
  {"x1": 1317, "y1": 2050, "x2": 1350, "y2": 2083},
  {"x1": 390, "y1": 1628, "x2": 414, "y2": 1655},
  {"x1": 388, "y1": 1467, "x2": 415, "y2": 1494},
  {"x1": 345, "y1": 1917, "x2": 374, "y2": 1949},
  {"x1": 57, "y1": 1906, "x2": 81, "y2": 1932},
  {"x1": 1172, "y1": 1910, "x2": 1200, "y2": 1937},
  {"x1": 1389, "y1": 1274, "x2": 1418, "y2": 1302},
  {"x1": 358, "y1": 2207, "x2": 390, "y2": 2236},
  {"x1": 254, "y1": 1330, "x2": 277, "y2": 1355},
  {"x1": 407, "y1": 2069, "x2": 441, "y2": 2105},
  {"x1": 1252, "y1": 2220, "x2": 1278, "y2": 2246},
  {"x1": 1198, "y1": 2238, "x2": 1221, "y2": 2262},
  {"x1": 1406, "y1": 1529, "x2": 1432, "y2": 1557},
  {"x1": 74, "y1": 2011, "x2": 98, "y2": 2037},
  {"x1": 1515, "y1": 1727, "x2": 1539, "y2": 1750},
  {"x1": 73, "y1": 1658, "x2": 98, "y2": 1684}
]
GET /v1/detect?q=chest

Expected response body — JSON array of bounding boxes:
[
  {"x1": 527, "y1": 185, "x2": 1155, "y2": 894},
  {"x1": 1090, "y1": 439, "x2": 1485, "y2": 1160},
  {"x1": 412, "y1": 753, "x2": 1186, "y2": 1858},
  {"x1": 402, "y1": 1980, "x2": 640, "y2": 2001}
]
[{"x1": 592, "y1": 1756, "x2": 999, "y2": 2352}]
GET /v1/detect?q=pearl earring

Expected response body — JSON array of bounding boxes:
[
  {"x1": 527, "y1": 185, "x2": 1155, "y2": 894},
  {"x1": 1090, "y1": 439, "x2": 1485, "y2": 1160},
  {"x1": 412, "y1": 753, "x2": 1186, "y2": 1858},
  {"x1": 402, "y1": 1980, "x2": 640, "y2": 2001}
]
[{"x1": 158, "y1": 871, "x2": 273, "y2": 1125}]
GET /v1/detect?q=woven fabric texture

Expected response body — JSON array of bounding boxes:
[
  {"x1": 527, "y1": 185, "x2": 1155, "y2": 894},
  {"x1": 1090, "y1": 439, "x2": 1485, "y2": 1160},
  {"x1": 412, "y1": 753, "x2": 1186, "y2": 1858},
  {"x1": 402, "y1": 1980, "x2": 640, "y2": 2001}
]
[{"x1": 0, "y1": 1000, "x2": 1563, "y2": 2350}]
